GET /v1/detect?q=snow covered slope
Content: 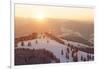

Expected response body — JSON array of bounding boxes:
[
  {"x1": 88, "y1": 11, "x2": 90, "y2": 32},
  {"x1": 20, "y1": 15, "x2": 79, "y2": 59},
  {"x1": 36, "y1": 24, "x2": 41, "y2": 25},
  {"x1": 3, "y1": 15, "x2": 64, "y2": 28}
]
[{"x1": 15, "y1": 33, "x2": 94, "y2": 63}]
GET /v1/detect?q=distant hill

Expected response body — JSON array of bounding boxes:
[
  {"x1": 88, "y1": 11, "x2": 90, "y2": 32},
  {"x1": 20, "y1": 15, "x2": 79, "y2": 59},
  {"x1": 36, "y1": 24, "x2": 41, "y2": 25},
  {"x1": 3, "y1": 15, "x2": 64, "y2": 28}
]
[
  {"x1": 88, "y1": 34, "x2": 94, "y2": 46},
  {"x1": 60, "y1": 32, "x2": 92, "y2": 46},
  {"x1": 15, "y1": 17, "x2": 94, "y2": 39}
]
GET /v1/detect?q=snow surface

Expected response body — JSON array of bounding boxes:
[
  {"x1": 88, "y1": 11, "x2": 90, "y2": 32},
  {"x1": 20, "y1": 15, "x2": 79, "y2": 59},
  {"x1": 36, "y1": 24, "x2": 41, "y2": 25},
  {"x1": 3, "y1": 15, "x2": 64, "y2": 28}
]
[{"x1": 16, "y1": 34, "x2": 93, "y2": 62}]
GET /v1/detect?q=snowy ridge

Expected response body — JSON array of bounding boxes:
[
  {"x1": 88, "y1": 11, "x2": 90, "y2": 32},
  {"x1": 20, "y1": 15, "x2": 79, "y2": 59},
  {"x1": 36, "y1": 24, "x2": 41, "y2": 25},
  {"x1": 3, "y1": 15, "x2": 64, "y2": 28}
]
[{"x1": 15, "y1": 33, "x2": 94, "y2": 62}]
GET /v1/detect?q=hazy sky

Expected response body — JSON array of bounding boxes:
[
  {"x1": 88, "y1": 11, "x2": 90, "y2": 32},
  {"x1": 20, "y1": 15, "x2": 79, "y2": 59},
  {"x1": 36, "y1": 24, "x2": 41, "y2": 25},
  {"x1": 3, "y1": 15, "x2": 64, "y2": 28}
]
[{"x1": 15, "y1": 4, "x2": 94, "y2": 22}]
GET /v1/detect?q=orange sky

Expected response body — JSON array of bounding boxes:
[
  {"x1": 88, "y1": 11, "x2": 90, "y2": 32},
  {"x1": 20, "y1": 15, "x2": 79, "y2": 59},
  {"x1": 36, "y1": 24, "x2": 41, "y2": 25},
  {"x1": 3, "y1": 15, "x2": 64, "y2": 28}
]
[{"x1": 15, "y1": 4, "x2": 94, "y2": 22}]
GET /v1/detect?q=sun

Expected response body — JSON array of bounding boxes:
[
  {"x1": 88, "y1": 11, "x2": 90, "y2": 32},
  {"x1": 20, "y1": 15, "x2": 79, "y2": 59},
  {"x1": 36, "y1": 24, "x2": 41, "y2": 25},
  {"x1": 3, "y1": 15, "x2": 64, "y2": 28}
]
[{"x1": 35, "y1": 12, "x2": 45, "y2": 20}]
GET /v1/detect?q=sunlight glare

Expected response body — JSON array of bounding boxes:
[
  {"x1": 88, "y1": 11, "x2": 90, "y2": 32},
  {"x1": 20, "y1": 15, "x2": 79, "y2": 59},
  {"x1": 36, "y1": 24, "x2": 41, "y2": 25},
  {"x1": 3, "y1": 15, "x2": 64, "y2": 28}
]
[{"x1": 35, "y1": 12, "x2": 45, "y2": 20}]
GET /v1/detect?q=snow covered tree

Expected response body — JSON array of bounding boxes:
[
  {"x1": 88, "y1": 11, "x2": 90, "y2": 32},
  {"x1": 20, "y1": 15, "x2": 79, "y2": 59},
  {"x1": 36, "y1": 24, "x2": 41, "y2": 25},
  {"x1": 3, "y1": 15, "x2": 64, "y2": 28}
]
[
  {"x1": 61, "y1": 50, "x2": 64, "y2": 55},
  {"x1": 66, "y1": 52, "x2": 69, "y2": 59},
  {"x1": 21, "y1": 41, "x2": 24, "y2": 46},
  {"x1": 67, "y1": 48, "x2": 70, "y2": 53},
  {"x1": 28, "y1": 42, "x2": 31, "y2": 46},
  {"x1": 83, "y1": 57, "x2": 86, "y2": 61},
  {"x1": 15, "y1": 44, "x2": 18, "y2": 47},
  {"x1": 73, "y1": 53, "x2": 78, "y2": 62},
  {"x1": 47, "y1": 40, "x2": 49, "y2": 43},
  {"x1": 35, "y1": 40, "x2": 38, "y2": 44},
  {"x1": 92, "y1": 56, "x2": 94, "y2": 60},
  {"x1": 81, "y1": 56, "x2": 83, "y2": 61},
  {"x1": 87, "y1": 54, "x2": 90, "y2": 61},
  {"x1": 67, "y1": 43, "x2": 70, "y2": 47}
]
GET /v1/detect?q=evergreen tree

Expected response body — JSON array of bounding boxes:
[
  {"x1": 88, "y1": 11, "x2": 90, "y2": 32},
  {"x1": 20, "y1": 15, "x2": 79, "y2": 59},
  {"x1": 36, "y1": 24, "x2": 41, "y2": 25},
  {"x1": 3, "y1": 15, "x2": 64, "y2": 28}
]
[
  {"x1": 28, "y1": 42, "x2": 31, "y2": 46},
  {"x1": 61, "y1": 50, "x2": 63, "y2": 55},
  {"x1": 21, "y1": 41, "x2": 24, "y2": 46}
]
